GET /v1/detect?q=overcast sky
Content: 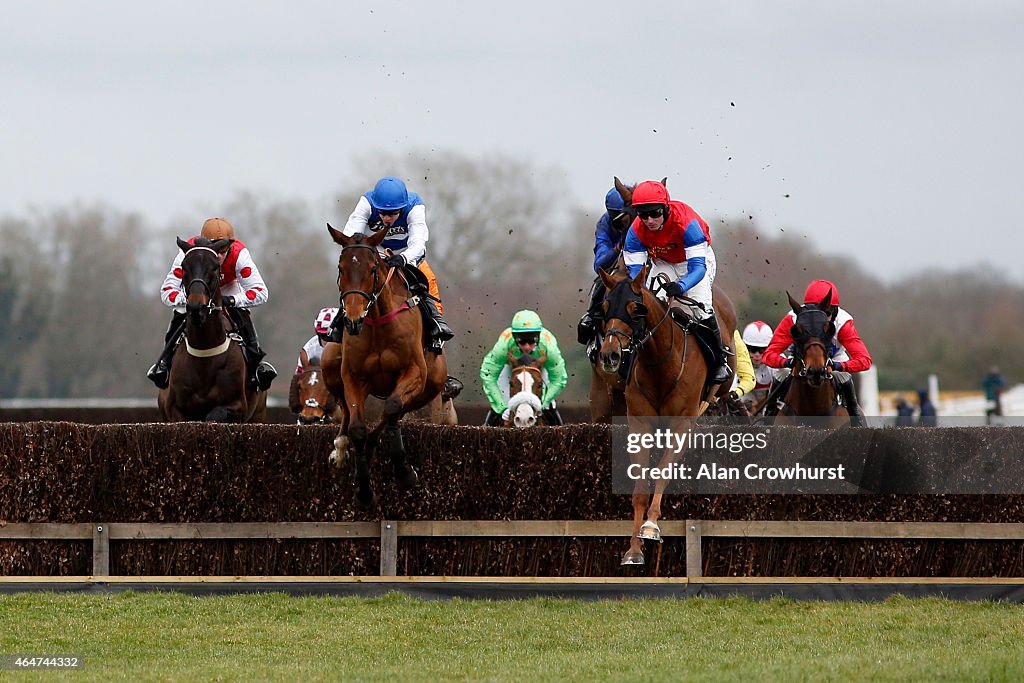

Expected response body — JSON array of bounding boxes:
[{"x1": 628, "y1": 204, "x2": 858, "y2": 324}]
[{"x1": 3, "y1": 1, "x2": 1023, "y2": 283}]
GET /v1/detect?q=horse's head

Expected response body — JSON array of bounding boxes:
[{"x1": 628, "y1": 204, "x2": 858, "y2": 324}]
[
  {"x1": 596, "y1": 265, "x2": 652, "y2": 374},
  {"x1": 177, "y1": 236, "x2": 232, "y2": 323},
  {"x1": 327, "y1": 224, "x2": 389, "y2": 336},
  {"x1": 787, "y1": 289, "x2": 837, "y2": 388},
  {"x1": 293, "y1": 368, "x2": 338, "y2": 425},
  {"x1": 506, "y1": 354, "x2": 545, "y2": 428}
]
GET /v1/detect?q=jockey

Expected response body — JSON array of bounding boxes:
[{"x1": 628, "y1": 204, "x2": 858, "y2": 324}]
[
  {"x1": 621, "y1": 180, "x2": 732, "y2": 385},
  {"x1": 729, "y1": 330, "x2": 755, "y2": 413},
  {"x1": 741, "y1": 320, "x2": 775, "y2": 411},
  {"x1": 577, "y1": 186, "x2": 631, "y2": 345},
  {"x1": 146, "y1": 217, "x2": 277, "y2": 391},
  {"x1": 295, "y1": 306, "x2": 338, "y2": 373},
  {"x1": 762, "y1": 279, "x2": 872, "y2": 426},
  {"x1": 328, "y1": 176, "x2": 454, "y2": 353},
  {"x1": 480, "y1": 310, "x2": 568, "y2": 426}
]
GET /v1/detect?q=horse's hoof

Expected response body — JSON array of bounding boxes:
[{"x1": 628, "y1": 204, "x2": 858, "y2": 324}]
[
  {"x1": 621, "y1": 550, "x2": 645, "y2": 566},
  {"x1": 329, "y1": 436, "x2": 350, "y2": 469},
  {"x1": 638, "y1": 521, "x2": 662, "y2": 542},
  {"x1": 395, "y1": 464, "x2": 418, "y2": 490}
]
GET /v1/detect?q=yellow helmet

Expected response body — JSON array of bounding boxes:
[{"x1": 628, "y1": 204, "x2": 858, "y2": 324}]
[{"x1": 201, "y1": 217, "x2": 235, "y2": 240}]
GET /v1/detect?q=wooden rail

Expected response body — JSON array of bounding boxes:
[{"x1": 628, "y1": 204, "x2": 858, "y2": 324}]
[{"x1": 3, "y1": 520, "x2": 1024, "y2": 577}]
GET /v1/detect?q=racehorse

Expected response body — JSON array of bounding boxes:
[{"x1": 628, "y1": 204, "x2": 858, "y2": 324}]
[
  {"x1": 504, "y1": 350, "x2": 546, "y2": 428},
  {"x1": 772, "y1": 289, "x2": 850, "y2": 424},
  {"x1": 158, "y1": 237, "x2": 268, "y2": 423},
  {"x1": 595, "y1": 265, "x2": 737, "y2": 566},
  {"x1": 320, "y1": 225, "x2": 448, "y2": 508},
  {"x1": 289, "y1": 366, "x2": 343, "y2": 425}
]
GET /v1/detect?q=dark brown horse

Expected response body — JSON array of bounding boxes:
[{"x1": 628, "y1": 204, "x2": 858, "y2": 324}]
[
  {"x1": 321, "y1": 225, "x2": 448, "y2": 507},
  {"x1": 289, "y1": 365, "x2": 343, "y2": 425},
  {"x1": 158, "y1": 237, "x2": 267, "y2": 423},
  {"x1": 504, "y1": 351, "x2": 546, "y2": 428},
  {"x1": 596, "y1": 266, "x2": 736, "y2": 566},
  {"x1": 775, "y1": 289, "x2": 849, "y2": 425}
]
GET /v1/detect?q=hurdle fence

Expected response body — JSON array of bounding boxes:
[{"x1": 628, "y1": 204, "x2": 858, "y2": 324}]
[{"x1": 4, "y1": 520, "x2": 1024, "y2": 578}]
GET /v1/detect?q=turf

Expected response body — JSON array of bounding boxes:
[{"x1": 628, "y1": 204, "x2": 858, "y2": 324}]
[{"x1": 1, "y1": 592, "x2": 1023, "y2": 681}]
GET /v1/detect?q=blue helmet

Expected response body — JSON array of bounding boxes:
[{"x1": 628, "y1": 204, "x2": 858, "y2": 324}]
[
  {"x1": 368, "y1": 176, "x2": 409, "y2": 211},
  {"x1": 605, "y1": 187, "x2": 625, "y2": 213}
]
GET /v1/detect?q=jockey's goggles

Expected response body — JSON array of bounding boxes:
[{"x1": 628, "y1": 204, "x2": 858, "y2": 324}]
[
  {"x1": 514, "y1": 333, "x2": 540, "y2": 346},
  {"x1": 637, "y1": 207, "x2": 665, "y2": 220},
  {"x1": 748, "y1": 346, "x2": 766, "y2": 354},
  {"x1": 378, "y1": 209, "x2": 402, "y2": 217}
]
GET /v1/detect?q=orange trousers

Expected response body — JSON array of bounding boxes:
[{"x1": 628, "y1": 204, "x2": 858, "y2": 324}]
[{"x1": 418, "y1": 259, "x2": 444, "y2": 314}]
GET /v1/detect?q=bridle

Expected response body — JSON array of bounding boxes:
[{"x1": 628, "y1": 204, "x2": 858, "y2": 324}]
[
  {"x1": 337, "y1": 244, "x2": 398, "y2": 326},
  {"x1": 182, "y1": 246, "x2": 223, "y2": 316},
  {"x1": 790, "y1": 306, "x2": 836, "y2": 386}
]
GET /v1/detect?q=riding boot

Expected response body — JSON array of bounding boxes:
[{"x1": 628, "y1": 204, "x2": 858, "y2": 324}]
[
  {"x1": 696, "y1": 314, "x2": 732, "y2": 385},
  {"x1": 837, "y1": 376, "x2": 868, "y2": 427},
  {"x1": 443, "y1": 376, "x2": 464, "y2": 400},
  {"x1": 577, "y1": 278, "x2": 605, "y2": 345},
  {"x1": 418, "y1": 296, "x2": 454, "y2": 353},
  {"x1": 228, "y1": 307, "x2": 277, "y2": 391},
  {"x1": 483, "y1": 409, "x2": 504, "y2": 427},
  {"x1": 325, "y1": 311, "x2": 344, "y2": 343},
  {"x1": 147, "y1": 311, "x2": 187, "y2": 389},
  {"x1": 541, "y1": 403, "x2": 564, "y2": 426}
]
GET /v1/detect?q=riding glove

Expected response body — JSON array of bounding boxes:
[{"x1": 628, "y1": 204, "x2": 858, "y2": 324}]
[
  {"x1": 222, "y1": 296, "x2": 236, "y2": 308},
  {"x1": 663, "y1": 281, "x2": 684, "y2": 298},
  {"x1": 385, "y1": 253, "x2": 407, "y2": 268}
]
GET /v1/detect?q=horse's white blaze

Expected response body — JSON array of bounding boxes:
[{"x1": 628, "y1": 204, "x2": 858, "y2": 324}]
[
  {"x1": 307, "y1": 371, "x2": 319, "y2": 385},
  {"x1": 514, "y1": 369, "x2": 535, "y2": 396}
]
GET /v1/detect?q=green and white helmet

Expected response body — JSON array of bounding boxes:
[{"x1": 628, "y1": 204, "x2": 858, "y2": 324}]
[{"x1": 511, "y1": 309, "x2": 543, "y2": 333}]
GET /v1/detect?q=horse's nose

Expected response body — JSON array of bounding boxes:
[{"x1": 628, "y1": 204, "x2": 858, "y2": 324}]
[{"x1": 601, "y1": 349, "x2": 620, "y2": 371}]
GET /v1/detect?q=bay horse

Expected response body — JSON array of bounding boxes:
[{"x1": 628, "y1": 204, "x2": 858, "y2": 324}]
[
  {"x1": 289, "y1": 366, "x2": 343, "y2": 425},
  {"x1": 504, "y1": 351, "x2": 546, "y2": 428},
  {"x1": 596, "y1": 265, "x2": 736, "y2": 566},
  {"x1": 321, "y1": 225, "x2": 448, "y2": 508},
  {"x1": 157, "y1": 237, "x2": 267, "y2": 423},
  {"x1": 773, "y1": 289, "x2": 850, "y2": 425}
]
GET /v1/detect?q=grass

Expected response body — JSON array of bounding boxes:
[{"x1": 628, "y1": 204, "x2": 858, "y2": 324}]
[{"x1": 0, "y1": 592, "x2": 1023, "y2": 681}]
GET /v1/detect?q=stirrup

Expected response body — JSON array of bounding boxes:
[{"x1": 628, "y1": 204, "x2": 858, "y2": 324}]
[{"x1": 147, "y1": 363, "x2": 169, "y2": 389}]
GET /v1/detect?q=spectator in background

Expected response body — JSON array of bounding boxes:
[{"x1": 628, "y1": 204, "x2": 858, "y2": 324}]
[
  {"x1": 982, "y1": 366, "x2": 1006, "y2": 421},
  {"x1": 917, "y1": 388, "x2": 937, "y2": 427},
  {"x1": 894, "y1": 395, "x2": 915, "y2": 427}
]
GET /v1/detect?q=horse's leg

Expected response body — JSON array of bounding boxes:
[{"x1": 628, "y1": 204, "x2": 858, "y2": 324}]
[
  {"x1": 341, "y1": 377, "x2": 375, "y2": 509},
  {"x1": 589, "y1": 364, "x2": 612, "y2": 424},
  {"x1": 622, "y1": 414, "x2": 656, "y2": 565},
  {"x1": 378, "y1": 363, "x2": 428, "y2": 489}
]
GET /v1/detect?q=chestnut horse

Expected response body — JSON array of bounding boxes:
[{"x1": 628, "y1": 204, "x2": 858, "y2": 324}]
[
  {"x1": 774, "y1": 289, "x2": 849, "y2": 424},
  {"x1": 158, "y1": 237, "x2": 267, "y2": 423},
  {"x1": 320, "y1": 225, "x2": 448, "y2": 507},
  {"x1": 596, "y1": 266, "x2": 736, "y2": 566},
  {"x1": 504, "y1": 351, "x2": 546, "y2": 428},
  {"x1": 289, "y1": 366, "x2": 343, "y2": 425}
]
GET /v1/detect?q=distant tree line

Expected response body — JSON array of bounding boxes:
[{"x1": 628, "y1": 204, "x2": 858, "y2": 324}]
[{"x1": 0, "y1": 150, "x2": 1016, "y2": 404}]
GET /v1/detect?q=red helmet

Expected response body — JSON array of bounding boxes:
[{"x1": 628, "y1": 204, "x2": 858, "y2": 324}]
[
  {"x1": 804, "y1": 279, "x2": 839, "y2": 306},
  {"x1": 631, "y1": 180, "x2": 670, "y2": 207}
]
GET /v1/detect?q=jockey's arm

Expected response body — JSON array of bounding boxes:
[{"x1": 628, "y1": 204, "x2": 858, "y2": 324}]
[
  {"x1": 762, "y1": 315, "x2": 796, "y2": 369},
  {"x1": 593, "y1": 214, "x2": 618, "y2": 273},
  {"x1": 400, "y1": 204, "x2": 428, "y2": 265},
  {"x1": 342, "y1": 196, "x2": 373, "y2": 236},
  {"x1": 732, "y1": 331, "x2": 755, "y2": 397},
  {"x1": 675, "y1": 221, "x2": 709, "y2": 292},
  {"x1": 479, "y1": 331, "x2": 513, "y2": 412},
  {"x1": 835, "y1": 319, "x2": 872, "y2": 373},
  {"x1": 159, "y1": 249, "x2": 186, "y2": 307},
  {"x1": 539, "y1": 330, "x2": 568, "y2": 407},
  {"x1": 622, "y1": 227, "x2": 648, "y2": 279},
  {"x1": 230, "y1": 247, "x2": 269, "y2": 307}
]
